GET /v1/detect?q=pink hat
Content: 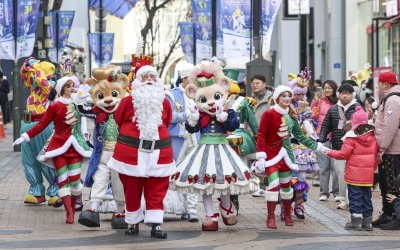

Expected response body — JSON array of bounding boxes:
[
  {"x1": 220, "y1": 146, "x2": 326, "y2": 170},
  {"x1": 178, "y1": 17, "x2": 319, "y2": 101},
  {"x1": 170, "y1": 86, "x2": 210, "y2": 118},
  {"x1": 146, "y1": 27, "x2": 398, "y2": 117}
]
[{"x1": 350, "y1": 106, "x2": 368, "y2": 130}]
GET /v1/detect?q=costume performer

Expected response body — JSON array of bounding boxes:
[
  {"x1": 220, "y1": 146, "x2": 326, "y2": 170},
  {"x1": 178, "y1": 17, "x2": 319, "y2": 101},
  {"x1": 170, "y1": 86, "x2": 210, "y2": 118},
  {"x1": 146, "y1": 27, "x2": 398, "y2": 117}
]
[
  {"x1": 165, "y1": 61, "x2": 200, "y2": 221},
  {"x1": 253, "y1": 85, "x2": 324, "y2": 229},
  {"x1": 169, "y1": 61, "x2": 260, "y2": 231},
  {"x1": 285, "y1": 69, "x2": 319, "y2": 220},
  {"x1": 107, "y1": 65, "x2": 175, "y2": 239},
  {"x1": 13, "y1": 76, "x2": 92, "y2": 224},
  {"x1": 76, "y1": 65, "x2": 129, "y2": 229},
  {"x1": 225, "y1": 77, "x2": 259, "y2": 213},
  {"x1": 18, "y1": 57, "x2": 58, "y2": 205}
]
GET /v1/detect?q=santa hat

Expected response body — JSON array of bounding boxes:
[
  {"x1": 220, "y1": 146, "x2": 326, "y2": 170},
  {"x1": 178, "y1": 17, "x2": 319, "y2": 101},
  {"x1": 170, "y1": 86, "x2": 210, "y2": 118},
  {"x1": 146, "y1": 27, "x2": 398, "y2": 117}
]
[
  {"x1": 136, "y1": 65, "x2": 158, "y2": 78},
  {"x1": 272, "y1": 85, "x2": 293, "y2": 104},
  {"x1": 55, "y1": 76, "x2": 79, "y2": 94},
  {"x1": 350, "y1": 106, "x2": 368, "y2": 130}
]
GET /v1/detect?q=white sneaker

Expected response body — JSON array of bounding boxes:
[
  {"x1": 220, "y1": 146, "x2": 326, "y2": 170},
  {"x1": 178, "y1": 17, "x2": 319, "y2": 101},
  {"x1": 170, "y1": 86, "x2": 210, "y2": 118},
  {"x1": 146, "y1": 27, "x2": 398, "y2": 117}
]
[
  {"x1": 334, "y1": 196, "x2": 341, "y2": 202},
  {"x1": 336, "y1": 202, "x2": 349, "y2": 210},
  {"x1": 252, "y1": 189, "x2": 265, "y2": 197},
  {"x1": 319, "y1": 195, "x2": 328, "y2": 201}
]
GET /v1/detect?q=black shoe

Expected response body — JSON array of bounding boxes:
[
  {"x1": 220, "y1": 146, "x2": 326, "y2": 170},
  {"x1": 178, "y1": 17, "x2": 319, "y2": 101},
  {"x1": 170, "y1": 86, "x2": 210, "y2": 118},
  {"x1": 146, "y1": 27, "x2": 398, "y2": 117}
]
[
  {"x1": 151, "y1": 224, "x2": 167, "y2": 239},
  {"x1": 78, "y1": 209, "x2": 100, "y2": 227},
  {"x1": 380, "y1": 219, "x2": 400, "y2": 230},
  {"x1": 125, "y1": 224, "x2": 139, "y2": 235},
  {"x1": 371, "y1": 213, "x2": 392, "y2": 228}
]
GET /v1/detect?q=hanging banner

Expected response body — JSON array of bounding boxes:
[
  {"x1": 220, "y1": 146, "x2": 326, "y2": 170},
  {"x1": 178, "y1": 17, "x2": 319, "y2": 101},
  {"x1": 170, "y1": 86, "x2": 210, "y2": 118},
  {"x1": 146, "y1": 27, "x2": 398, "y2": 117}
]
[
  {"x1": 0, "y1": 0, "x2": 15, "y2": 60},
  {"x1": 221, "y1": 0, "x2": 251, "y2": 59},
  {"x1": 261, "y1": 0, "x2": 281, "y2": 58},
  {"x1": 16, "y1": 0, "x2": 41, "y2": 61},
  {"x1": 48, "y1": 11, "x2": 75, "y2": 63},
  {"x1": 47, "y1": 11, "x2": 57, "y2": 63},
  {"x1": 179, "y1": 22, "x2": 194, "y2": 64},
  {"x1": 88, "y1": 33, "x2": 114, "y2": 67},
  {"x1": 216, "y1": 0, "x2": 224, "y2": 59},
  {"x1": 191, "y1": 0, "x2": 212, "y2": 64}
]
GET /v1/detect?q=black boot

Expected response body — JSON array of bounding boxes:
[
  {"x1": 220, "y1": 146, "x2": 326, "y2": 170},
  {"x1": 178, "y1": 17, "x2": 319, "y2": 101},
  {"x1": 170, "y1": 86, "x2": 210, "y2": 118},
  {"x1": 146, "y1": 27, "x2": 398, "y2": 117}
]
[
  {"x1": 230, "y1": 195, "x2": 239, "y2": 214},
  {"x1": 151, "y1": 224, "x2": 167, "y2": 239},
  {"x1": 380, "y1": 219, "x2": 400, "y2": 230},
  {"x1": 125, "y1": 224, "x2": 139, "y2": 235},
  {"x1": 371, "y1": 213, "x2": 392, "y2": 228}
]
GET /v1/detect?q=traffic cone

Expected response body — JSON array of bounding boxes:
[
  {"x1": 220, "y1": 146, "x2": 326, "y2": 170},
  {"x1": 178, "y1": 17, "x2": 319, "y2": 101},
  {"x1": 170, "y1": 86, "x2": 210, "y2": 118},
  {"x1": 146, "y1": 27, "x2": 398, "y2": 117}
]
[{"x1": 0, "y1": 112, "x2": 5, "y2": 139}]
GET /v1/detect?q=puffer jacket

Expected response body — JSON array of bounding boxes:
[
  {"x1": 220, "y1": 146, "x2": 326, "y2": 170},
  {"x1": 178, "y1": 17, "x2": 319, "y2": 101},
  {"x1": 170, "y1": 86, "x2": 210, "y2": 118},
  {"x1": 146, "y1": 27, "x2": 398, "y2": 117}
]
[
  {"x1": 327, "y1": 130, "x2": 379, "y2": 186},
  {"x1": 375, "y1": 84, "x2": 400, "y2": 154},
  {"x1": 319, "y1": 99, "x2": 360, "y2": 150}
]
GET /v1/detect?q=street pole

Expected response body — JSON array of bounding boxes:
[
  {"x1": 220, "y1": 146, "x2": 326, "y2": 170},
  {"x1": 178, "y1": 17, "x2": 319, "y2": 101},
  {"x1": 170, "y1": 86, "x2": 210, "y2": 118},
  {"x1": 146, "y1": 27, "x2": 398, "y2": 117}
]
[
  {"x1": 211, "y1": 0, "x2": 216, "y2": 57},
  {"x1": 99, "y1": 0, "x2": 103, "y2": 67},
  {"x1": 13, "y1": 0, "x2": 21, "y2": 152},
  {"x1": 252, "y1": 0, "x2": 261, "y2": 59}
]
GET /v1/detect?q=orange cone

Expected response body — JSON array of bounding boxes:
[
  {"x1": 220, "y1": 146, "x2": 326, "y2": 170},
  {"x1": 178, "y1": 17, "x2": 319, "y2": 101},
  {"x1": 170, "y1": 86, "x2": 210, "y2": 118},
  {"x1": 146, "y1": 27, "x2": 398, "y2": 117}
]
[{"x1": 0, "y1": 112, "x2": 5, "y2": 139}]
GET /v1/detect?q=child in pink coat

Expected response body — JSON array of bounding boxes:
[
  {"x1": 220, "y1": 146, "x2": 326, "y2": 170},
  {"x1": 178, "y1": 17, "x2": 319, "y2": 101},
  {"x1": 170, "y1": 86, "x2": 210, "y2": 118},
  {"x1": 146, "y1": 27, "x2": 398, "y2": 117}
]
[{"x1": 324, "y1": 106, "x2": 379, "y2": 231}]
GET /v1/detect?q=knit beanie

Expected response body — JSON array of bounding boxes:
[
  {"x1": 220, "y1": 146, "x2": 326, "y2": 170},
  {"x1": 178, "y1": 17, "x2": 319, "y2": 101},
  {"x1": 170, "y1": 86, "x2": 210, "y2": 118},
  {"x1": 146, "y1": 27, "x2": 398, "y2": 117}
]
[{"x1": 350, "y1": 106, "x2": 368, "y2": 130}]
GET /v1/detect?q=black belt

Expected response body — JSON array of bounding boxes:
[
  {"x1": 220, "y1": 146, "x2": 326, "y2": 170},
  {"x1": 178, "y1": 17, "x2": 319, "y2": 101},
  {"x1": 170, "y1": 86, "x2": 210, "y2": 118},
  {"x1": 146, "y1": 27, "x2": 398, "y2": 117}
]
[{"x1": 117, "y1": 134, "x2": 171, "y2": 152}]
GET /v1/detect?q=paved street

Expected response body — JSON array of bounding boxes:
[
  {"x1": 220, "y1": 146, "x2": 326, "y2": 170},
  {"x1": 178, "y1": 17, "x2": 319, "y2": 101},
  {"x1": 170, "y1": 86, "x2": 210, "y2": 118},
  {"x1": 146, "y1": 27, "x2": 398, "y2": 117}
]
[{"x1": 0, "y1": 123, "x2": 400, "y2": 249}]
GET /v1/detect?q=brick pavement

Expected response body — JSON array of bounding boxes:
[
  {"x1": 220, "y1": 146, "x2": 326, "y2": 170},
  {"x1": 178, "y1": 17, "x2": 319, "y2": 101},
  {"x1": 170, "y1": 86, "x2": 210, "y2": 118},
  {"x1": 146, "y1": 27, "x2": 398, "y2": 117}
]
[{"x1": 0, "y1": 123, "x2": 399, "y2": 249}]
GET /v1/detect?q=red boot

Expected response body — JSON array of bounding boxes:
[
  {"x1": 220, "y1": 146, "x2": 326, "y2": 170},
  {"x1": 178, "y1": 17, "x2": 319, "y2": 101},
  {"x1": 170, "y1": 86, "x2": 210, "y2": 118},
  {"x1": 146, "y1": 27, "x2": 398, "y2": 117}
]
[
  {"x1": 202, "y1": 213, "x2": 219, "y2": 231},
  {"x1": 282, "y1": 199, "x2": 293, "y2": 226},
  {"x1": 71, "y1": 195, "x2": 77, "y2": 214},
  {"x1": 266, "y1": 201, "x2": 277, "y2": 229},
  {"x1": 62, "y1": 196, "x2": 74, "y2": 224}
]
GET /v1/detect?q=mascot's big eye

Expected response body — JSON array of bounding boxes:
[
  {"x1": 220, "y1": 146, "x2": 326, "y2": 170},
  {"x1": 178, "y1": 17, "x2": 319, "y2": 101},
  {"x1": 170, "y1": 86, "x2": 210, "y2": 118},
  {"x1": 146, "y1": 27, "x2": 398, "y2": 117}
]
[
  {"x1": 111, "y1": 90, "x2": 120, "y2": 97},
  {"x1": 214, "y1": 92, "x2": 223, "y2": 100},
  {"x1": 198, "y1": 96, "x2": 207, "y2": 103},
  {"x1": 97, "y1": 93, "x2": 104, "y2": 99}
]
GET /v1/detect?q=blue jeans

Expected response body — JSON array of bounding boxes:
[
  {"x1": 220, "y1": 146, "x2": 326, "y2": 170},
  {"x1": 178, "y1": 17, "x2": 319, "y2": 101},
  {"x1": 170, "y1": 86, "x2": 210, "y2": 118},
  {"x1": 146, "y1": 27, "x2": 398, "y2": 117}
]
[{"x1": 348, "y1": 184, "x2": 373, "y2": 217}]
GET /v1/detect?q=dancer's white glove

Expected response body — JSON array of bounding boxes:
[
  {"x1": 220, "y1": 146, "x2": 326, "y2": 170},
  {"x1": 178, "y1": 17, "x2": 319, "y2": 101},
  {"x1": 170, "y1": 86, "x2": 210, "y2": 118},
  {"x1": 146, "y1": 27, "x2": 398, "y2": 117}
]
[
  {"x1": 215, "y1": 99, "x2": 228, "y2": 122},
  {"x1": 12, "y1": 133, "x2": 30, "y2": 146},
  {"x1": 187, "y1": 99, "x2": 199, "y2": 127}
]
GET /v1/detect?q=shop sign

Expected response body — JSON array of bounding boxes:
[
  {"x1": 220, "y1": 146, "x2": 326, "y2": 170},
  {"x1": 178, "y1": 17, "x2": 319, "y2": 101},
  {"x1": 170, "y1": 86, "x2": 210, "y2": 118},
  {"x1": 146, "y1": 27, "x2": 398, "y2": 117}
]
[{"x1": 287, "y1": 0, "x2": 309, "y2": 15}]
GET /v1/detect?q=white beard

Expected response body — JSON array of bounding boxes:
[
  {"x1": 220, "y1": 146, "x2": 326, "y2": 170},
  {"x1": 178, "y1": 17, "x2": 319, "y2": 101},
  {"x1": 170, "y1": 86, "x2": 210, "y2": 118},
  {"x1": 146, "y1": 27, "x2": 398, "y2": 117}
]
[{"x1": 132, "y1": 79, "x2": 164, "y2": 138}]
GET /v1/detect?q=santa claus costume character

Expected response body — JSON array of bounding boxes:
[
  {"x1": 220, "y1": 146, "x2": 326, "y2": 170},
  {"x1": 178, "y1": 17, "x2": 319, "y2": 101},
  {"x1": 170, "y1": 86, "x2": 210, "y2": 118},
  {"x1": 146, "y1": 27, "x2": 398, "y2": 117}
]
[
  {"x1": 169, "y1": 61, "x2": 260, "y2": 231},
  {"x1": 13, "y1": 76, "x2": 92, "y2": 224},
  {"x1": 254, "y1": 85, "x2": 324, "y2": 229},
  {"x1": 107, "y1": 65, "x2": 175, "y2": 239},
  {"x1": 285, "y1": 69, "x2": 319, "y2": 220}
]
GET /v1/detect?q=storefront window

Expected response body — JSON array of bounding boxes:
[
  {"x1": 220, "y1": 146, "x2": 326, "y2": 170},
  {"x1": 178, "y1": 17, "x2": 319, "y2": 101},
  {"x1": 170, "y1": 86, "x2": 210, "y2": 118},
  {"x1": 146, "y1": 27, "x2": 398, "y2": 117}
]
[
  {"x1": 378, "y1": 27, "x2": 391, "y2": 67},
  {"x1": 391, "y1": 22, "x2": 400, "y2": 75}
]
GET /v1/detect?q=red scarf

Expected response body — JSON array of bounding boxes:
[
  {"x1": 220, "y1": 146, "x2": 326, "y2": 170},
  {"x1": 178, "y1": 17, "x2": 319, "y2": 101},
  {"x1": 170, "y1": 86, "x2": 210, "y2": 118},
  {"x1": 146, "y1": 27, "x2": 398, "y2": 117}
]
[
  {"x1": 199, "y1": 109, "x2": 216, "y2": 128},
  {"x1": 92, "y1": 106, "x2": 108, "y2": 124}
]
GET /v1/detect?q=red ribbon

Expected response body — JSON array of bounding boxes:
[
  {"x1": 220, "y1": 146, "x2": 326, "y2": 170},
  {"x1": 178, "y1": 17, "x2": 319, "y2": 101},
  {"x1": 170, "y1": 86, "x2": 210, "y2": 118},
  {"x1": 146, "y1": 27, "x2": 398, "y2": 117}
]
[
  {"x1": 199, "y1": 109, "x2": 216, "y2": 128},
  {"x1": 197, "y1": 72, "x2": 214, "y2": 78},
  {"x1": 92, "y1": 106, "x2": 108, "y2": 124}
]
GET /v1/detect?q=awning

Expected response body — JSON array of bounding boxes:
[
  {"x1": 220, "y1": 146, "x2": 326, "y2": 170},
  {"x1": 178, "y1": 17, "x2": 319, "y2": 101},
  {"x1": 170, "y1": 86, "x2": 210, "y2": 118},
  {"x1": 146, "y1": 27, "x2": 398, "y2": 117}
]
[{"x1": 89, "y1": 0, "x2": 139, "y2": 19}]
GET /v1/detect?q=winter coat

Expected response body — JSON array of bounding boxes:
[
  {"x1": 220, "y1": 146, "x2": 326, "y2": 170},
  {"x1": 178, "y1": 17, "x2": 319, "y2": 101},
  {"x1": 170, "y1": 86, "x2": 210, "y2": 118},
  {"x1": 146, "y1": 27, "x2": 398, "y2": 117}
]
[
  {"x1": 319, "y1": 100, "x2": 360, "y2": 150},
  {"x1": 310, "y1": 96, "x2": 334, "y2": 134},
  {"x1": 327, "y1": 130, "x2": 378, "y2": 186},
  {"x1": 252, "y1": 89, "x2": 273, "y2": 123},
  {"x1": 375, "y1": 84, "x2": 400, "y2": 154},
  {"x1": 0, "y1": 79, "x2": 9, "y2": 104}
]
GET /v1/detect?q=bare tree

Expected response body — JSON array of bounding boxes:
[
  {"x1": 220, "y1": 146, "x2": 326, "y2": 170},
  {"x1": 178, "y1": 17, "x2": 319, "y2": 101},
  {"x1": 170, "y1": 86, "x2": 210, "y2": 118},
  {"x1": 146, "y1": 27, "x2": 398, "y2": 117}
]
[{"x1": 136, "y1": 0, "x2": 191, "y2": 75}]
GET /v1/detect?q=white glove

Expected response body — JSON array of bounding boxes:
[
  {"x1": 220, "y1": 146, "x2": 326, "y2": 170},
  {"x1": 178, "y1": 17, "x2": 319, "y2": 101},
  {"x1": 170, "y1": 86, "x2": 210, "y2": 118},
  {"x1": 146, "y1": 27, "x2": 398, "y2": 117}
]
[
  {"x1": 187, "y1": 99, "x2": 199, "y2": 127},
  {"x1": 321, "y1": 147, "x2": 330, "y2": 155},
  {"x1": 12, "y1": 133, "x2": 30, "y2": 146},
  {"x1": 252, "y1": 152, "x2": 267, "y2": 173},
  {"x1": 215, "y1": 99, "x2": 228, "y2": 122},
  {"x1": 73, "y1": 84, "x2": 91, "y2": 105},
  {"x1": 224, "y1": 94, "x2": 236, "y2": 110},
  {"x1": 316, "y1": 142, "x2": 324, "y2": 152}
]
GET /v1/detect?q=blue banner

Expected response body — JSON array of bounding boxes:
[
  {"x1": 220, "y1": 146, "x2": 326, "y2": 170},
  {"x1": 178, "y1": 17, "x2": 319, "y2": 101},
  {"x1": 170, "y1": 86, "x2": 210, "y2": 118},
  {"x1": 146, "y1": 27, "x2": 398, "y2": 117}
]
[
  {"x1": 16, "y1": 0, "x2": 41, "y2": 61},
  {"x1": 88, "y1": 33, "x2": 114, "y2": 67},
  {"x1": 48, "y1": 11, "x2": 75, "y2": 63},
  {"x1": 179, "y1": 22, "x2": 194, "y2": 64},
  {"x1": 221, "y1": 0, "x2": 252, "y2": 59},
  {"x1": 0, "y1": 0, "x2": 15, "y2": 60},
  {"x1": 191, "y1": 0, "x2": 212, "y2": 64},
  {"x1": 261, "y1": 0, "x2": 281, "y2": 58},
  {"x1": 89, "y1": 0, "x2": 139, "y2": 19}
]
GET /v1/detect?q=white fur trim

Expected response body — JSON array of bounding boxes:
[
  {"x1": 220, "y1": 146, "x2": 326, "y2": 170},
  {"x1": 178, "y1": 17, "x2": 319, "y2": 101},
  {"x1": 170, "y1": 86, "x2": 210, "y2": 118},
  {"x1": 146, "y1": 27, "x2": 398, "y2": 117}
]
[
  {"x1": 341, "y1": 130, "x2": 357, "y2": 141},
  {"x1": 70, "y1": 182, "x2": 84, "y2": 196},
  {"x1": 265, "y1": 191, "x2": 279, "y2": 202},
  {"x1": 271, "y1": 105, "x2": 289, "y2": 115},
  {"x1": 107, "y1": 157, "x2": 177, "y2": 177},
  {"x1": 37, "y1": 135, "x2": 92, "y2": 163},
  {"x1": 125, "y1": 207, "x2": 145, "y2": 225},
  {"x1": 273, "y1": 85, "x2": 293, "y2": 103},
  {"x1": 56, "y1": 77, "x2": 74, "y2": 94},
  {"x1": 136, "y1": 65, "x2": 158, "y2": 78},
  {"x1": 56, "y1": 96, "x2": 72, "y2": 104},
  {"x1": 58, "y1": 188, "x2": 71, "y2": 198},
  {"x1": 280, "y1": 188, "x2": 294, "y2": 200},
  {"x1": 264, "y1": 147, "x2": 299, "y2": 171},
  {"x1": 144, "y1": 210, "x2": 164, "y2": 224},
  {"x1": 21, "y1": 133, "x2": 30, "y2": 142},
  {"x1": 256, "y1": 152, "x2": 266, "y2": 160}
]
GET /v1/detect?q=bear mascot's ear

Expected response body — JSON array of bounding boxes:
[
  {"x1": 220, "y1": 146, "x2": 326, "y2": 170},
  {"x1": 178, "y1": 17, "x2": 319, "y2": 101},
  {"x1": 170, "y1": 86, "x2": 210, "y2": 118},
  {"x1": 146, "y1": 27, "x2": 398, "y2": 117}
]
[
  {"x1": 116, "y1": 74, "x2": 130, "y2": 90},
  {"x1": 217, "y1": 76, "x2": 231, "y2": 93},
  {"x1": 185, "y1": 83, "x2": 199, "y2": 100}
]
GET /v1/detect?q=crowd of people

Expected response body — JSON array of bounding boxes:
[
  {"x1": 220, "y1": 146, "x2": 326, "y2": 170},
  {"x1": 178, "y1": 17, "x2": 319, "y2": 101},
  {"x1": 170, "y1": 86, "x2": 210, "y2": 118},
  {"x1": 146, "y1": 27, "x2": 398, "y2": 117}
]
[{"x1": 10, "y1": 53, "x2": 400, "y2": 239}]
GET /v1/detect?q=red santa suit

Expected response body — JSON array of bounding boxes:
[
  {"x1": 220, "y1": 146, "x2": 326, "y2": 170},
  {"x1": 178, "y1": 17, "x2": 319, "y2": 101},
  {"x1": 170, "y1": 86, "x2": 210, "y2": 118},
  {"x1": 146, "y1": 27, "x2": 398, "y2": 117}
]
[{"x1": 108, "y1": 95, "x2": 176, "y2": 225}]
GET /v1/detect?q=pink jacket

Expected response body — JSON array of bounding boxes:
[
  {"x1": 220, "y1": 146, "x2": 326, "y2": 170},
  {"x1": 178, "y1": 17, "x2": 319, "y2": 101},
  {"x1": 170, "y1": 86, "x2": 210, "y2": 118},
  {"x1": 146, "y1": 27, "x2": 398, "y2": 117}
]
[
  {"x1": 327, "y1": 131, "x2": 378, "y2": 186},
  {"x1": 310, "y1": 96, "x2": 333, "y2": 134},
  {"x1": 375, "y1": 85, "x2": 400, "y2": 154}
]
